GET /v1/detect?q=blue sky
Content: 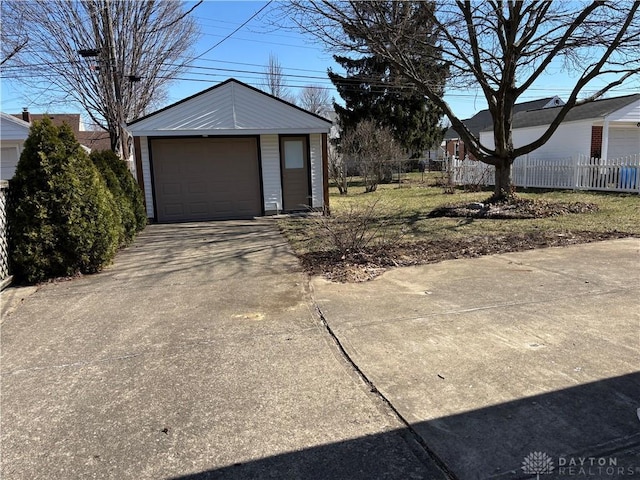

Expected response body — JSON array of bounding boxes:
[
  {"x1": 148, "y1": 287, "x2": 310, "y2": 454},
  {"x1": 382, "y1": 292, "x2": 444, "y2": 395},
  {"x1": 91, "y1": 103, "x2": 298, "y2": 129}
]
[{"x1": 1, "y1": 1, "x2": 638, "y2": 122}]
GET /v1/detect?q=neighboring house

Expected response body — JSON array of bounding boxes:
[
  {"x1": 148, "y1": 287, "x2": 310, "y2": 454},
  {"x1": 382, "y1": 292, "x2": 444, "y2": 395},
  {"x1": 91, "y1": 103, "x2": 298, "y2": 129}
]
[
  {"x1": 16, "y1": 110, "x2": 112, "y2": 152},
  {"x1": 0, "y1": 112, "x2": 31, "y2": 181},
  {"x1": 420, "y1": 145, "x2": 447, "y2": 170},
  {"x1": 324, "y1": 110, "x2": 340, "y2": 141},
  {"x1": 1, "y1": 109, "x2": 113, "y2": 182},
  {"x1": 126, "y1": 78, "x2": 332, "y2": 223},
  {"x1": 444, "y1": 96, "x2": 565, "y2": 160},
  {"x1": 479, "y1": 94, "x2": 640, "y2": 161}
]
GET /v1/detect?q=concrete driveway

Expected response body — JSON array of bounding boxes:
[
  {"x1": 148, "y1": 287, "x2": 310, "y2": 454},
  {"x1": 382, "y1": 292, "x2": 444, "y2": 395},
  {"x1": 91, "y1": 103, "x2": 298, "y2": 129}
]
[
  {"x1": 1, "y1": 221, "x2": 446, "y2": 480},
  {"x1": 3, "y1": 223, "x2": 639, "y2": 480},
  {"x1": 312, "y1": 238, "x2": 640, "y2": 480}
]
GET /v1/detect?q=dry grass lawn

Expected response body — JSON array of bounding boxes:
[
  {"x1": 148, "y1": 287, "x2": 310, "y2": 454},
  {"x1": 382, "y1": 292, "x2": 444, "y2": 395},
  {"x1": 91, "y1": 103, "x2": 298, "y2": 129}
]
[{"x1": 279, "y1": 173, "x2": 639, "y2": 281}]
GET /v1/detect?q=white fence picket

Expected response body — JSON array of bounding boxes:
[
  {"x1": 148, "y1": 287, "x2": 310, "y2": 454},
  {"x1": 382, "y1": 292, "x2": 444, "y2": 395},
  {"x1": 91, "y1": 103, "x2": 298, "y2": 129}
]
[{"x1": 450, "y1": 154, "x2": 639, "y2": 193}]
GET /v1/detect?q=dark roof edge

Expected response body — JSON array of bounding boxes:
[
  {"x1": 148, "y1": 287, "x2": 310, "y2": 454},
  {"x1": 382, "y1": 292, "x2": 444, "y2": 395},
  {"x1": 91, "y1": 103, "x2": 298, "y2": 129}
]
[
  {"x1": 480, "y1": 93, "x2": 640, "y2": 132},
  {"x1": 522, "y1": 92, "x2": 640, "y2": 116},
  {"x1": 127, "y1": 78, "x2": 332, "y2": 127}
]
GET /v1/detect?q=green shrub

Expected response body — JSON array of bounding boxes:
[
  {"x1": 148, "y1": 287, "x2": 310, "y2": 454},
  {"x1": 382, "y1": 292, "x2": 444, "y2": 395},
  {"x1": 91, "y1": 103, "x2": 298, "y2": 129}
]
[
  {"x1": 106, "y1": 151, "x2": 147, "y2": 232},
  {"x1": 91, "y1": 150, "x2": 146, "y2": 234},
  {"x1": 7, "y1": 118, "x2": 121, "y2": 284},
  {"x1": 91, "y1": 150, "x2": 136, "y2": 245}
]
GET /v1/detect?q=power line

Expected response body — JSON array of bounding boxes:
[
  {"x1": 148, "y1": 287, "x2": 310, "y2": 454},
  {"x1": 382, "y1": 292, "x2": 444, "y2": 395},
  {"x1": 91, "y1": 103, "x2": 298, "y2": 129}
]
[
  {"x1": 193, "y1": 57, "x2": 332, "y2": 74},
  {"x1": 195, "y1": 16, "x2": 311, "y2": 42},
  {"x1": 161, "y1": 62, "x2": 330, "y2": 81},
  {"x1": 188, "y1": 1, "x2": 273, "y2": 63}
]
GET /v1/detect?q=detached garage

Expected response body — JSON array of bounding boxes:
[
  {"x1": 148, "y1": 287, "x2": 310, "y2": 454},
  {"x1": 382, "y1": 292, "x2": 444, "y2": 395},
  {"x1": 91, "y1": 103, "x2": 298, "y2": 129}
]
[{"x1": 127, "y1": 78, "x2": 332, "y2": 223}]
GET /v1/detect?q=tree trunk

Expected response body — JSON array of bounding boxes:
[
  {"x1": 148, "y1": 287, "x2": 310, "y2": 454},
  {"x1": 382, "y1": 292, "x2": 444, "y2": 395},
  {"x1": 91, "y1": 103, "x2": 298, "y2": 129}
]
[{"x1": 493, "y1": 159, "x2": 514, "y2": 201}]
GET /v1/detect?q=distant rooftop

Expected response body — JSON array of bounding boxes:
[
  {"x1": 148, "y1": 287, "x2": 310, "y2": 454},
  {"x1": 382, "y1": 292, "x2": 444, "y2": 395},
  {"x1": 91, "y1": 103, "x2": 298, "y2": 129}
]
[
  {"x1": 444, "y1": 96, "x2": 564, "y2": 140},
  {"x1": 11, "y1": 110, "x2": 112, "y2": 151},
  {"x1": 502, "y1": 94, "x2": 640, "y2": 130}
]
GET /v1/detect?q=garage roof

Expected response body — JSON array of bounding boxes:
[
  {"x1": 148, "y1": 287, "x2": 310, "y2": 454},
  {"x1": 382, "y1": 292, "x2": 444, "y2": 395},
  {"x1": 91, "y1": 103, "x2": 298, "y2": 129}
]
[{"x1": 127, "y1": 78, "x2": 332, "y2": 137}]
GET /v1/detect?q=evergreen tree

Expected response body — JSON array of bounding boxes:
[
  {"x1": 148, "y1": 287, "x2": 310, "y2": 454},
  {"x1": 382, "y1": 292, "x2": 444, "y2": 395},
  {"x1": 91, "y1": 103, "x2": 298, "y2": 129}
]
[
  {"x1": 327, "y1": 2, "x2": 446, "y2": 159},
  {"x1": 91, "y1": 150, "x2": 147, "y2": 246},
  {"x1": 7, "y1": 118, "x2": 121, "y2": 284},
  {"x1": 329, "y1": 57, "x2": 445, "y2": 159}
]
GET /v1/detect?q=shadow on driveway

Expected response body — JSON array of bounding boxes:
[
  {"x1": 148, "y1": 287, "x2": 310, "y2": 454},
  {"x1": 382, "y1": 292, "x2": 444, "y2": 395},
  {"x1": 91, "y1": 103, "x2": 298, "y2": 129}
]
[{"x1": 170, "y1": 372, "x2": 640, "y2": 480}]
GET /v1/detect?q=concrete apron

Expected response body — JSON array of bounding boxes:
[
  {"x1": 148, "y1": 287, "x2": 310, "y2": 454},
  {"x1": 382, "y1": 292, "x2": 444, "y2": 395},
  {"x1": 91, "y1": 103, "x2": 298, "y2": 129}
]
[
  {"x1": 312, "y1": 238, "x2": 640, "y2": 480},
  {"x1": 1, "y1": 221, "x2": 447, "y2": 480}
]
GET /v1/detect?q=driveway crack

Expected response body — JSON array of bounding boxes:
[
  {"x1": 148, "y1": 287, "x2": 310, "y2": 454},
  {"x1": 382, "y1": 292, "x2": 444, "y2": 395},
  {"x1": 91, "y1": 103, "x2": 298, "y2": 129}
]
[{"x1": 314, "y1": 304, "x2": 459, "y2": 480}]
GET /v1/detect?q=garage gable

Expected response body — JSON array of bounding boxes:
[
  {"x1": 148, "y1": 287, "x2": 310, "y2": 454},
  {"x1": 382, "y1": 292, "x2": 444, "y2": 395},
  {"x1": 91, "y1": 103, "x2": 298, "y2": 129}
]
[{"x1": 127, "y1": 79, "x2": 332, "y2": 136}]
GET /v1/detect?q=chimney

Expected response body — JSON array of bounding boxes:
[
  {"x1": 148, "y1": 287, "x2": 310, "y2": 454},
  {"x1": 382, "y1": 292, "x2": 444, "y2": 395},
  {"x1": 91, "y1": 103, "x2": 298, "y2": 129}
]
[{"x1": 22, "y1": 108, "x2": 31, "y2": 123}]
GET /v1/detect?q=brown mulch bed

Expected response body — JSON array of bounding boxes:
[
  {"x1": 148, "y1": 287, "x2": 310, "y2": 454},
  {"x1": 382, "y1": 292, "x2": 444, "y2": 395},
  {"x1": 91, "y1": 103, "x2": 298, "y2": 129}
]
[
  {"x1": 300, "y1": 231, "x2": 634, "y2": 283},
  {"x1": 428, "y1": 198, "x2": 599, "y2": 219}
]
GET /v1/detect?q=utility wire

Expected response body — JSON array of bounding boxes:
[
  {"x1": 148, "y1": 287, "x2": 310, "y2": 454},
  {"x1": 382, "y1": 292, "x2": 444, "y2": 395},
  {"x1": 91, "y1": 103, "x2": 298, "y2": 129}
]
[{"x1": 187, "y1": 1, "x2": 273, "y2": 63}]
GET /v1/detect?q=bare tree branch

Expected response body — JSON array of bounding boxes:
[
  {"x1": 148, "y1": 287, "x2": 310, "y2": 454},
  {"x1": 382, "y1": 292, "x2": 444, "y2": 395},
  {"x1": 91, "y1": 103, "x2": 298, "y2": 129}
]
[
  {"x1": 281, "y1": 0, "x2": 640, "y2": 199},
  {"x1": 1, "y1": 0, "x2": 199, "y2": 156}
]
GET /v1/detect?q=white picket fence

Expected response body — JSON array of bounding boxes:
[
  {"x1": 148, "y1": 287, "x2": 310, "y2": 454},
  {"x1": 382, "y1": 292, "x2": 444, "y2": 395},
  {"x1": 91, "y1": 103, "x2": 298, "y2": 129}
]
[{"x1": 450, "y1": 154, "x2": 640, "y2": 193}]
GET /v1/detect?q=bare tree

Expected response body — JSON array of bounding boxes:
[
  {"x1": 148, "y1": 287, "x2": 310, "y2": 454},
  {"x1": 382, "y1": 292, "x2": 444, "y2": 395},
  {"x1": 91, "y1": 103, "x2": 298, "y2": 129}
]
[
  {"x1": 328, "y1": 142, "x2": 351, "y2": 195},
  {"x1": 261, "y1": 53, "x2": 294, "y2": 103},
  {"x1": 1, "y1": 0, "x2": 200, "y2": 157},
  {"x1": 283, "y1": 1, "x2": 640, "y2": 200},
  {"x1": 298, "y1": 84, "x2": 331, "y2": 116},
  {"x1": 341, "y1": 120, "x2": 404, "y2": 193}
]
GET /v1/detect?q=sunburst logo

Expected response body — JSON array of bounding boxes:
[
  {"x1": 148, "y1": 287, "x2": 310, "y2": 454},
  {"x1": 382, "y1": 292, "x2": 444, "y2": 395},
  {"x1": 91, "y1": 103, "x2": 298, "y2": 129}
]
[{"x1": 522, "y1": 451, "x2": 555, "y2": 479}]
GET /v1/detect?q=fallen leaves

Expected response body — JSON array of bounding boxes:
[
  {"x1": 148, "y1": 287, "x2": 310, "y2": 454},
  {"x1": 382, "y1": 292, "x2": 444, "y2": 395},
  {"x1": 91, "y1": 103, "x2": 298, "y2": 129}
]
[
  {"x1": 300, "y1": 230, "x2": 633, "y2": 283},
  {"x1": 428, "y1": 198, "x2": 599, "y2": 219}
]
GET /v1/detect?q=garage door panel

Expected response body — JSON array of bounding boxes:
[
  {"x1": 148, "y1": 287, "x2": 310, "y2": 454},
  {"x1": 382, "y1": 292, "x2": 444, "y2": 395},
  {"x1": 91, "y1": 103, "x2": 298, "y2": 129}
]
[
  {"x1": 152, "y1": 138, "x2": 261, "y2": 222},
  {"x1": 187, "y1": 181, "x2": 207, "y2": 194},
  {"x1": 189, "y1": 202, "x2": 210, "y2": 216},
  {"x1": 161, "y1": 183, "x2": 182, "y2": 196},
  {"x1": 165, "y1": 203, "x2": 185, "y2": 217},
  {"x1": 212, "y1": 200, "x2": 235, "y2": 217}
]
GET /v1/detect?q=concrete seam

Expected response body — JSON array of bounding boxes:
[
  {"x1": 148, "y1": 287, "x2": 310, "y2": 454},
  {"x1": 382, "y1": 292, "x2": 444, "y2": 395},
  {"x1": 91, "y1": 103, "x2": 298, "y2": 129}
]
[{"x1": 314, "y1": 303, "x2": 459, "y2": 480}]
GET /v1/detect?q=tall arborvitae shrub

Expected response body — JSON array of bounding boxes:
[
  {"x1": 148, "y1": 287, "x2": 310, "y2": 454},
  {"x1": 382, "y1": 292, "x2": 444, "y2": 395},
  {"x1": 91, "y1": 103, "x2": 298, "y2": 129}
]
[
  {"x1": 91, "y1": 150, "x2": 135, "y2": 245},
  {"x1": 91, "y1": 150, "x2": 146, "y2": 235},
  {"x1": 7, "y1": 118, "x2": 121, "y2": 284}
]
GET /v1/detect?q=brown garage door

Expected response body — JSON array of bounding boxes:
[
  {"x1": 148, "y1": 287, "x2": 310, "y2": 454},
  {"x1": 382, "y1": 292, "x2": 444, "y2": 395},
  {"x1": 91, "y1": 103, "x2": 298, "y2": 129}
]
[{"x1": 151, "y1": 137, "x2": 262, "y2": 222}]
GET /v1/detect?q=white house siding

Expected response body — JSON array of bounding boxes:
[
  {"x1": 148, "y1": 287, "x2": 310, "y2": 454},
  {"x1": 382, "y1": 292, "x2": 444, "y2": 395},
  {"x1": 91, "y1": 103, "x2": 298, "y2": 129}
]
[
  {"x1": 139, "y1": 137, "x2": 154, "y2": 218},
  {"x1": 1, "y1": 113, "x2": 30, "y2": 180},
  {"x1": 309, "y1": 134, "x2": 324, "y2": 208},
  {"x1": 1, "y1": 143, "x2": 22, "y2": 180},
  {"x1": 478, "y1": 131, "x2": 493, "y2": 150},
  {"x1": 607, "y1": 127, "x2": 640, "y2": 159},
  {"x1": 260, "y1": 134, "x2": 283, "y2": 213},
  {"x1": 480, "y1": 120, "x2": 593, "y2": 160}
]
